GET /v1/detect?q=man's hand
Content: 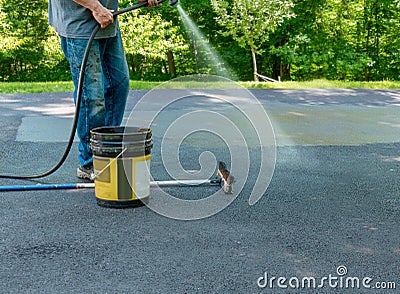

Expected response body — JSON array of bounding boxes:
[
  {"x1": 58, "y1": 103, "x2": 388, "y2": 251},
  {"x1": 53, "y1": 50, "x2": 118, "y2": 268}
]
[
  {"x1": 92, "y1": 5, "x2": 114, "y2": 29},
  {"x1": 73, "y1": 0, "x2": 114, "y2": 28},
  {"x1": 138, "y1": 0, "x2": 161, "y2": 7}
]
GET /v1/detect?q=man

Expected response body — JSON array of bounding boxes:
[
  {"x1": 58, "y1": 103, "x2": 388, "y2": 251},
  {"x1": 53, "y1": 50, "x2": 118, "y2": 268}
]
[{"x1": 48, "y1": 0, "x2": 158, "y2": 180}]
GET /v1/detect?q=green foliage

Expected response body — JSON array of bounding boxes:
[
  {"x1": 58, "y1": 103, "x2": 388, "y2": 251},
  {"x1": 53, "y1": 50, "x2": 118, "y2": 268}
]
[
  {"x1": 0, "y1": 0, "x2": 400, "y2": 82},
  {"x1": 0, "y1": 0, "x2": 69, "y2": 81},
  {"x1": 212, "y1": 0, "x2": 295, "y2": 80},
  {"x1": 264, "y1": 0, "x2": 400, "y2": 81},
  {"x1": 212, "y1": 0, "x2": 294, "y2": 53},
  {"x1": 119, "y1": 7, "x2": 189, "y2": 79}
]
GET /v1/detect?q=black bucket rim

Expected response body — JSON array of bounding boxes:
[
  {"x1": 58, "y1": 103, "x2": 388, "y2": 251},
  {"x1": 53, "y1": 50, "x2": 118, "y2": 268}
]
[
  {"x1": 90, "y1": 126, "x2": 152, "y2": 145},
  {"x1": 90, "y1": 126, "x2": 153, "y2": 157},
  {"x1": 90, "y1": 144, "x2": 153, "y2": 155},
  {"x1": 90, "y1": 126, "x2": 151, "y2": 136}
]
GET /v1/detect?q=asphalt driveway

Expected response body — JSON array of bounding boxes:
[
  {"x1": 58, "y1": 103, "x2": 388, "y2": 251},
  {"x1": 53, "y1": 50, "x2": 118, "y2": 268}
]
[{"x1": 0, "y1": 88, "x2": 399, "y2": 293}]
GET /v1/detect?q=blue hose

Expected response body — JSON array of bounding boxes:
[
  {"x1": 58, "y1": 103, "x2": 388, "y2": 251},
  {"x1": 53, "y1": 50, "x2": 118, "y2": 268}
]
[{"x1": 0, "y1": 183, "x2": 95, "y2": 192}]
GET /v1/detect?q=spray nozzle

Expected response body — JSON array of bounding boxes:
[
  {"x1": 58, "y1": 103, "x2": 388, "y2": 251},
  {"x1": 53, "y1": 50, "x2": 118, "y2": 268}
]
[{"x1": 168, "y1": 0, "x2": 179, "y2": 7}]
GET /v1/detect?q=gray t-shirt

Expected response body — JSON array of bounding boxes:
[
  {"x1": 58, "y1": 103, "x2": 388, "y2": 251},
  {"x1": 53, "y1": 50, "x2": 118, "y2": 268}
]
[{"x1": 48, "y1": 0, "x2": 118, "y2": 39}]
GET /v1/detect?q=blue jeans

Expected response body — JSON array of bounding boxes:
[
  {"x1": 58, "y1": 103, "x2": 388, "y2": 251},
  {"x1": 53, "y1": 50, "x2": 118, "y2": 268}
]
[{"x1": 61, "y1": 30, "x2": 129, "y2": 169}]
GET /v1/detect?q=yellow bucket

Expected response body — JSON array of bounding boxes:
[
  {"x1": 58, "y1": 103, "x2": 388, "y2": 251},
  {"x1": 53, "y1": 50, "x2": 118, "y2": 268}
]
[{"x1": 90, "y1": 126, "x2": 152, "y2": 208}]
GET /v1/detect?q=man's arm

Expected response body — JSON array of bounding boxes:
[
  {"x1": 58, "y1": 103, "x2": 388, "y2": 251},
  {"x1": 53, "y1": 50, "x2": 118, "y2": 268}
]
[{"x1": 73, "y1": 0, "x2": 161, "y2": 29}]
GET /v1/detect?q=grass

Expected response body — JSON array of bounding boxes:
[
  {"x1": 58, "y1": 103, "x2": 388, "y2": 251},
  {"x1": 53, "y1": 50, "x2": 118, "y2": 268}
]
[
  {"x1": 1, "y1": 79, "x2": 399, "y2": 94},
  {"x1": 0, "y1": 81, "x2": 74, "y2": 94},
  {"x1": 241, "y1": 79, "x2": 400, "y2": 89},
  {"x1": 0, "y1": 80, "x2": 163, "y2": 94}
]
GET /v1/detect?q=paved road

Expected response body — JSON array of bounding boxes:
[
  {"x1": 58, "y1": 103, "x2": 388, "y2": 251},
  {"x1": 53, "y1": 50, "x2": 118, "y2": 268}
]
[{"x1": 0, "y1": 89, "x2": 399, "y2": 292}]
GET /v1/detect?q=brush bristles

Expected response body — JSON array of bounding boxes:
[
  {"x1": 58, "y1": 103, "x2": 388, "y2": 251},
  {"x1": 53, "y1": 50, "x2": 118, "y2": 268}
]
[{"x1": 217, "y1": 161, "x2": 234, "y2": 194}]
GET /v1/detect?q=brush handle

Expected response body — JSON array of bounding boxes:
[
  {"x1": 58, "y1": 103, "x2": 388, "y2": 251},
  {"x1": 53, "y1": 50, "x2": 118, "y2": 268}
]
[{"x1": 0, "y1": 179, "x2": 221, "y2": 192}]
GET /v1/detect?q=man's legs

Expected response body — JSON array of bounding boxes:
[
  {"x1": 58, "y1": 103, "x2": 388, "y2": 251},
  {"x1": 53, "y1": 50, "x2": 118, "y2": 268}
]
[
  {"x1": 61, "y1": 31, "x2": 129, "y2": 174},
  {"x1": 61, "y1": 36, "x2": 106, "y2": 171},
  {"x1": 100, "y1": 29, "x2": 129, "y2": 127}
]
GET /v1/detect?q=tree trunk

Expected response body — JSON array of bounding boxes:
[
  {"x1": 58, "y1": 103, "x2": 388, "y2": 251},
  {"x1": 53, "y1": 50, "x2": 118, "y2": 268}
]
[
  {"x1": 272, "y1": 60, "x2": 280, "y2": 80},
  {"x1": 162, "y1": 60, "x2": 168, "y2": 73},
  {"x1": 251, "y1": 45, "x2": 258, "y2": 81},
  {"x1": 167, "y1": 50, "x2": 176, "y2": 76},
  {"x1": 128, "y1": 54, "x2": 136, "y2": 75},
  {"x1": 282, "y1": 64, "x2": 290, "y2": 80}
]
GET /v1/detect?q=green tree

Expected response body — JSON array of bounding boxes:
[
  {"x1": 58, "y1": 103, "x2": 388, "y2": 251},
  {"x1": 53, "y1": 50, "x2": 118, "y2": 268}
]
[
  {"x1": 119, "y1": 8, "x2": 188, "y2": 79},
  {"x1": 360, "y1": 0, "x2": 400, "y2": 80},
  {"x1": 0, "y1": 0, "x2": 51, "y2": 81},
  {"x1": 211, "y1": 0, "x2": 294, "y2": 81},
  {"x1": 268, "y1": 0, "x2": 400, "y2": 81}
]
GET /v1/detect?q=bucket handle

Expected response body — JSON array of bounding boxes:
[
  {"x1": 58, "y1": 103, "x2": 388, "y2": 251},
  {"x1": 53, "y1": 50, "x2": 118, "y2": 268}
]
[{"x1": 92, "y1": 147, "x2": 127, "y2": 180}]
